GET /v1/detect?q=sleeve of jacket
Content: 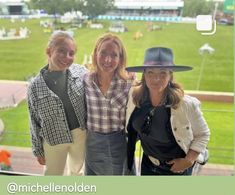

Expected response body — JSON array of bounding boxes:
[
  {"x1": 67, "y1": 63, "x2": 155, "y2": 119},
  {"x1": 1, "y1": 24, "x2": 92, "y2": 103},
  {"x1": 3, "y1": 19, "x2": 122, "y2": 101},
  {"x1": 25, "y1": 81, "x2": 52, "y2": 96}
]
[
  {"x1": 27, "y1": 83, "x2": 44, "y2": 157},
  {"x1": 188, "y1": 97, "x2": 210, "y2": 153},
  {"x1": 127, "y1": 113, "x2": 138, "y2": 171},
  {"x1": 125, "y1": 86, "x2": 135, "y2": 130}
]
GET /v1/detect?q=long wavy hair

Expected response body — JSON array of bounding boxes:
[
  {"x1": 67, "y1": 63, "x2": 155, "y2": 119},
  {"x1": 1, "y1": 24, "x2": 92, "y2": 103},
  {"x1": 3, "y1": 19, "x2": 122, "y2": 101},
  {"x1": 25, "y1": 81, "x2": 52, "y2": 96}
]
[
  {"x1": 92, "y1": 33, "x2": 128, "y2": 80},
  {"x1": 132, "y1": 72, "x2": 184, "y2": 109}
]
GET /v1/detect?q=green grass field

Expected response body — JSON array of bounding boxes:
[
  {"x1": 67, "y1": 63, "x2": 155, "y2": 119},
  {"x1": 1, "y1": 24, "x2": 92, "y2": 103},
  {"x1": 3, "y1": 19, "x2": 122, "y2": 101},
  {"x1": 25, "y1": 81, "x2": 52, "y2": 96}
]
[
  {"x1": 0, "y1": 19, "x2": 233, "y2": 91},
  {"x1": 0, "y1": 18, "x2": 234, "y2": 165},
  {"x1": 0, "y1": 102, "x2": 30, "y2": 147}
]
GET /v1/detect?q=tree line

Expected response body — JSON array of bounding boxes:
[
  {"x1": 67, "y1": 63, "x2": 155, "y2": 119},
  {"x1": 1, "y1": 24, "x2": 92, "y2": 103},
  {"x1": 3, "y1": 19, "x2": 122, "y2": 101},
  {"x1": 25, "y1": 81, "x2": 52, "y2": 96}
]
[
  {"x1": 182, "y1": 0, "x2": 224, "y2": 17},
  {"x1": 28, "y1": 0, "x2": 224, "y2": 19},
  {"x1": 29, "y1": 0, "x2": 115, "y2": 19}
]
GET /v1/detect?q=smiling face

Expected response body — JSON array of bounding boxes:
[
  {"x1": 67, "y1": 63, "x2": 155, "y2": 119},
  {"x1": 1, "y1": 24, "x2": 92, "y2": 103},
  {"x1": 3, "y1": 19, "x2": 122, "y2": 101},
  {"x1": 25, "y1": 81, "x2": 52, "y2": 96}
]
[
  {"x1": 144, "y1": 68, "x2": 172, "y2": 94},
  {"x1": 47, "y1": 34, "x2": 76, "y2": 71},
  {"x1": 95, "y1": 40, "x2": 120, "y2": 75}
]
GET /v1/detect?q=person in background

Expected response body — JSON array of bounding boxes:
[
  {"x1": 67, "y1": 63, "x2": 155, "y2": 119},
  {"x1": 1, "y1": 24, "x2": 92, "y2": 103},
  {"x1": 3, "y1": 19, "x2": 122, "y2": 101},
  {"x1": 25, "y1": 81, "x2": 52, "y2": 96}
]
[
  {"x1": 126, "y1": 47, "x2": 210, "y2": 175},
  {"x1": 27, "y1": 31, "x2": 87, "y2": 175},
  {"x1": 83, "y1": 33, "x2": 133, "y2": 175}
]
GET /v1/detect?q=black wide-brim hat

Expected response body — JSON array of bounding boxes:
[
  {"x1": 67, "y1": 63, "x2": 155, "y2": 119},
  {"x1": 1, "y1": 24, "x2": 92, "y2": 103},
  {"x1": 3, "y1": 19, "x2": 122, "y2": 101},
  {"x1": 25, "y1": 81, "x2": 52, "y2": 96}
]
[{"x1": 126, "y1": 47, "x2": 193, "y2": 72}]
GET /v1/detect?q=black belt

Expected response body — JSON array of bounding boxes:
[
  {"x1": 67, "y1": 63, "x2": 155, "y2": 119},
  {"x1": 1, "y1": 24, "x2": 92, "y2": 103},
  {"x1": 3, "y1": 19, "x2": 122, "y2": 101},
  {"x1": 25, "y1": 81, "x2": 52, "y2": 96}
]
[
  {"x1": 143, "y1": 154, "x2": 171, "y2": 168},
  {"x1": 148, "y1": 155, "x2": 170, "y2": 166}
]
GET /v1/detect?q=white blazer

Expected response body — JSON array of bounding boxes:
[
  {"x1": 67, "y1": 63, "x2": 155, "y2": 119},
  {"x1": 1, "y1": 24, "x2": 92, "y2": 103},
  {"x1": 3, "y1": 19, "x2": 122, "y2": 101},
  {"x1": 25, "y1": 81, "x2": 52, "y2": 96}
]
[{"x1": 125, "y1": 88, "x2": 210, "y2": 163}]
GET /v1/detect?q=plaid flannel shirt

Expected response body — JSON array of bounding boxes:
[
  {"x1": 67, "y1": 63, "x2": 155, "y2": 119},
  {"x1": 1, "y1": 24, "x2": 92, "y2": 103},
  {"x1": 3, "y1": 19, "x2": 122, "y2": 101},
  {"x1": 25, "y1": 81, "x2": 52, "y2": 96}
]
[
  {"x1": 84, "y1": 73, "x2": 132, "y2": 133},
  {"x1": 27, "y1": 64, "x2": 87, "y2": 157}
]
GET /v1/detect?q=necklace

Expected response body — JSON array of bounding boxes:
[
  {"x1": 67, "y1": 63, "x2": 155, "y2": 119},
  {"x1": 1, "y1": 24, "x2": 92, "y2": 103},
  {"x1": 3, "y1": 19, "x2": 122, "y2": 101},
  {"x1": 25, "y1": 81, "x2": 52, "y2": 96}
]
[
  {"x1": 47, "y1": 74, "x2": 61, "y2": 85},
  {"x1": 44, "y1": 69, "x2": 67, "y2": 86},
  {"x1": 51, "y1": 78, "x2": 58, "y2": 85}
]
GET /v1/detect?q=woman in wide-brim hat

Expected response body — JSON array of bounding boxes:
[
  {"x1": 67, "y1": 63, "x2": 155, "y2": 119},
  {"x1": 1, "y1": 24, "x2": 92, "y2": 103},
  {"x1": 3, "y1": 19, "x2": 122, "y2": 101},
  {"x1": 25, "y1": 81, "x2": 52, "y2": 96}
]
[{"x1": 126, "y1": 47, "x2": 210, "y2": 175}]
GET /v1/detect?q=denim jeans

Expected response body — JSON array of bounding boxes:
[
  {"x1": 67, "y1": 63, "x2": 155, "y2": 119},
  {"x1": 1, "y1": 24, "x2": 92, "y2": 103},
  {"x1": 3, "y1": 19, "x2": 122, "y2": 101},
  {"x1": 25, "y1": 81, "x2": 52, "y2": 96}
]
[{"x1": 85, "y1": 130, "x2": 127, "y2": 175}]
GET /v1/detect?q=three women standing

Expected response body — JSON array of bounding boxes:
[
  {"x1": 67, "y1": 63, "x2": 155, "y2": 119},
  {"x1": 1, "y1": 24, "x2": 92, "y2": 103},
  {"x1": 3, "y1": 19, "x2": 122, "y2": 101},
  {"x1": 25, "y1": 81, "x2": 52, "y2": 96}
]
[{"x1": 28, "y1": 32, "x2": 209, "y2": 176}]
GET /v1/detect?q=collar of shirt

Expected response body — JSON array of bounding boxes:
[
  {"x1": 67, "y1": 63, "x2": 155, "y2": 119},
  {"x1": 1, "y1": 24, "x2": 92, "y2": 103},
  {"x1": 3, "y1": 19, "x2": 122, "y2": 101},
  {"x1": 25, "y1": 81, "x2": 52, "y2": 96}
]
[
  {"x1": 41, "y1": 64, "x2": 81, "y2": 79},
  {"x1": 37, "y1": 64, "x2": 82, "y2": 98},
  {"x1": 89, "y1": 72, "x2": 124, "y2": 98},
  {"x1": 141, "y1": 95, "x2": 171, "y2": 108}
]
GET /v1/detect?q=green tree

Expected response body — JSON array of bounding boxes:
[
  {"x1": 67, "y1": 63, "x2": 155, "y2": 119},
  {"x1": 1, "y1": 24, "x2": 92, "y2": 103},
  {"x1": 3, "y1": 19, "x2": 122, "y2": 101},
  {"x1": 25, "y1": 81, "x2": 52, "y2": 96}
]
[
  {"x1": 29, "y1": 0, "x2": 114, "y2": 19},
  {"x1": 81, "y1": 0, "x2": 115, "y2": 19},
  {"x1": 183, "y1": 0, "x2": 215, "y2": 17},
  {"x1": 29, "y1": 0, "x2": 85, "y2": 15},
  {"x1": 29, "y1": 0, "x2": 83, "y2": 23},
  {"x1": 30, "y1": 0, "x2": 65, "y2": 15}
]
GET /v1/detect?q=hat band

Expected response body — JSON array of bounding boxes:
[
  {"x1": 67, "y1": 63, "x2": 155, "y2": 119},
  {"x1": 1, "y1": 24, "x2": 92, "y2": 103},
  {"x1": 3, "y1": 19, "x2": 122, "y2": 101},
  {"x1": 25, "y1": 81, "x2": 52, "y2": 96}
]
[{"x1": 144, "y1": 61, "x2": 174, "y2": 66}]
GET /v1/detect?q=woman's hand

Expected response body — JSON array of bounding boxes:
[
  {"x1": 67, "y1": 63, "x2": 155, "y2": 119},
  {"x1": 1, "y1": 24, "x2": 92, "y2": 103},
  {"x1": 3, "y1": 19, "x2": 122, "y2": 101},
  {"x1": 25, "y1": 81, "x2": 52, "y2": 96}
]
[
  {"x1": 37, "y1": 156, "x2": 46, "y2": 165},
  {"x1": 167, "y1": 158, "x2": 194, "y2": 173},
  {"x1": 126, "y1": 71, "x2": 136, "y2": 80},
  {"x1": 167, "y1": 149, "x2": 199, "y2": 173}
]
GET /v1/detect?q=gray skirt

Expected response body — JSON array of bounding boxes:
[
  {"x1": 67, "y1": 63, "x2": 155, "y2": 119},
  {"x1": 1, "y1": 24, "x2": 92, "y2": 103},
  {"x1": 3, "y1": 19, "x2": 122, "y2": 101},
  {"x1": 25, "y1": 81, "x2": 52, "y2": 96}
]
[{"x1": 85, "y1": 130, "x2": 127, "y2": 175}]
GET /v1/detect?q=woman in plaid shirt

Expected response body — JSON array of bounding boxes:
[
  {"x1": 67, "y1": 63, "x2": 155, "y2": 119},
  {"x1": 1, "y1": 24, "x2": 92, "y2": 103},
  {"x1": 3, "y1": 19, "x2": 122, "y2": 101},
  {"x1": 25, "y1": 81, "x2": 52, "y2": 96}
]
[
  {"x1": 84, "y1": 33, "x2": 133, "y2": 175},
  {"x1": 27, "y1": 32, "x2": 87, "y2": 175}
]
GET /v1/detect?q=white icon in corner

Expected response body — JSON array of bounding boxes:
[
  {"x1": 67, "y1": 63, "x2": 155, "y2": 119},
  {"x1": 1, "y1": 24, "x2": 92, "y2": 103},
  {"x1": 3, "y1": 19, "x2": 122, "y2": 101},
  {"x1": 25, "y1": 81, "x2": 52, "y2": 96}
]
[{"x1": 196, "y1": 15, "x2": 216, "y2": 35}]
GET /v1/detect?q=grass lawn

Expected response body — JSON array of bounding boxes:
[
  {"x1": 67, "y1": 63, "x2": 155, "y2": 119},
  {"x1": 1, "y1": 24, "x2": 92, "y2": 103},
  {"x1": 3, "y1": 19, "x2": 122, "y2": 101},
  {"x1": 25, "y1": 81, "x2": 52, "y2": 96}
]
[
  {"x1": 0, "y1": 19, "x2": 233, "y2": 92},
  {"x1": 0, "y1": 102, "x2": 30, "y2": 147},
  {"x1": 0, "y1": 100, "x2": 233, "y2": 165},
  {"x1": 201, "y1": 101, "x2": 234, "y2": 165}
]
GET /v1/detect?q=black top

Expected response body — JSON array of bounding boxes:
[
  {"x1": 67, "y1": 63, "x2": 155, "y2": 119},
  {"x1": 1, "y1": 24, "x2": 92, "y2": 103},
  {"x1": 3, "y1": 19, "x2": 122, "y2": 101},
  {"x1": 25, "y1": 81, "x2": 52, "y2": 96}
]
[
  {"x1": 127, "y1": 101, "x2": 185, "y2": 170},
  {"x1": 42, "y1": 67, "x2": 80, "y2": 130}
]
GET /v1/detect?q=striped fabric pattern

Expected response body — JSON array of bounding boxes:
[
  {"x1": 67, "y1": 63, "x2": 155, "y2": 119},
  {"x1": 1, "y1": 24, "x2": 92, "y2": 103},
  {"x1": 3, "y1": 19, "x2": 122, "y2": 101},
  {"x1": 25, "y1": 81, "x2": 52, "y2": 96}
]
[{"x1": 84, "y1": 73, "x2": 132, "y2": 133}]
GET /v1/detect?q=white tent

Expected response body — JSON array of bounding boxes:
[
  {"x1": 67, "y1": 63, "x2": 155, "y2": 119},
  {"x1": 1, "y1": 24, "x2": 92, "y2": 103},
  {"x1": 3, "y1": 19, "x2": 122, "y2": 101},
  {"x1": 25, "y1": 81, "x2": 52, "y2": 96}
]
[{"x1": 199, "y1": 43, "x2": 215, "y2": 55}]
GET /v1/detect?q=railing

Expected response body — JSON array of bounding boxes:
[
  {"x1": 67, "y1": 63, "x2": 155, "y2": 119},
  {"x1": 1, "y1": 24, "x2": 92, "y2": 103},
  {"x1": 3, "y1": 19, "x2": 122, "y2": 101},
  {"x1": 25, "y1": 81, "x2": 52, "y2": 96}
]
[
  {"x1": 0, "y1": 170, "x2": 40, "y2": 176},
  {"x1": 0, "y1": 130, "x2": 30, "y2": 147},
  {"x1": 207, "y1": 147, "x2": 234, "y2": 162},
  {"x1": 0, "y1": 105, "x2": 233, "y2": 175}
]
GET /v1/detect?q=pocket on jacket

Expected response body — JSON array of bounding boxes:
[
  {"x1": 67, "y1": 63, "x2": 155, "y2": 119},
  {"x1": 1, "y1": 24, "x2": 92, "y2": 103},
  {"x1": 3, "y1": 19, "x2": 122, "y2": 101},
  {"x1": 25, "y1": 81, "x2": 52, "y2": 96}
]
[
  {"x1": 110, "y1": 91, "x2": 128, "y2": 109},
  {"x1": 173, "y1": 124, "x2": 193, "y2": 142},
  {"x1": 36, "y1": 97, "x2": 62, "y2": 120},
  {"x1": 180, "y1": 124, "x2": 193, "y2": 141}
]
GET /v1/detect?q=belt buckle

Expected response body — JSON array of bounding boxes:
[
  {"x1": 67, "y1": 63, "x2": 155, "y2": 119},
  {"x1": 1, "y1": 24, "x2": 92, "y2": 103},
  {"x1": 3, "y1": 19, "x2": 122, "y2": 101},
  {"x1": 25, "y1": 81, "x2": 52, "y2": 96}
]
[{"x1": 148, "y1": 156, "x2": 160, "y2": 166}]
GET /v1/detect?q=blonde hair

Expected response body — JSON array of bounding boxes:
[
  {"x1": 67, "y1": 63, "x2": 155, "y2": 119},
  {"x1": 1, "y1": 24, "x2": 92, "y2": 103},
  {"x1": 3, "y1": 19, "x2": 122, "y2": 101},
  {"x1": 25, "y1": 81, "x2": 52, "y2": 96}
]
[
  {"x1": 47, "y1": 31, "x2": 77, "y2": 52},
  {"x1": 92, "y1": 33, "x2": 128, "y2": 80},
  {"x1": 132, "y1": 72, "x2": 184, "y2": 109}
]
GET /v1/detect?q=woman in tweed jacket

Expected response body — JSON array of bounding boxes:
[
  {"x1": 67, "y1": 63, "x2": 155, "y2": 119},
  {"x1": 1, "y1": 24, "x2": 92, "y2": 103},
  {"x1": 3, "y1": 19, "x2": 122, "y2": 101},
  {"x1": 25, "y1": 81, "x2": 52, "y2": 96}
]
[{"x1": 27, "y1": 32, "x2": 87, "y2": 175}]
